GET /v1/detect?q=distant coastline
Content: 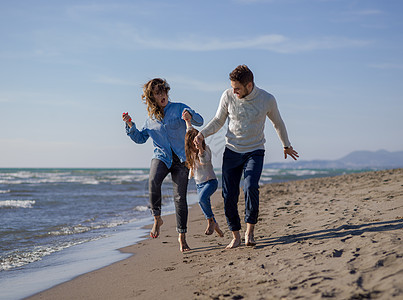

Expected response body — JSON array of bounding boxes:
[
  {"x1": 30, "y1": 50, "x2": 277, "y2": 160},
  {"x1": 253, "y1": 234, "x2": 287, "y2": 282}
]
[{"x1": 265, "y1": 149, "x2": 403, "y2": 169}]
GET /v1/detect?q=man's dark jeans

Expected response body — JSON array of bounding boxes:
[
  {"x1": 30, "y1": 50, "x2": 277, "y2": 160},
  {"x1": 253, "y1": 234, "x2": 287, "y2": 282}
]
[{"x1": 222, "y1": 147, "x2": 265, "y2": 231}]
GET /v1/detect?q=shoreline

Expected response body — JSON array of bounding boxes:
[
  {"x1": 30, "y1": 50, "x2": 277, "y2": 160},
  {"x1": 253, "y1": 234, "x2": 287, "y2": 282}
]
[
  {"x1": 1, "y1": 195, "x2": 198, "y2": 300},
  {"x1": 1, "y1": 218, "x2": 150, "y2": 300},
  {"x1": 25, "y1": 194, "x2": 215, "y2": 300},
  {"x1": 27, "y1": 168, "x2": 403, "y2": 299}
]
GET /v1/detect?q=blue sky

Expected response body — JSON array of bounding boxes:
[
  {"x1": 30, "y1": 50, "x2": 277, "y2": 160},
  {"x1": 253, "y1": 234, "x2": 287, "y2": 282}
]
[{"x1": 1, "y1": 0, "x2": 402, "y2": 168}]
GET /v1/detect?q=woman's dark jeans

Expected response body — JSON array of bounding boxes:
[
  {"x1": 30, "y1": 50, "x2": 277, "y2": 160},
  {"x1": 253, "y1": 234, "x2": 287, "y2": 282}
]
[
  {"x1": 222, "y1": 147, "x2": 265, "y2": 231},
  {"x1": 149, "y1": 153, "x2": 189, "y2": 233}
]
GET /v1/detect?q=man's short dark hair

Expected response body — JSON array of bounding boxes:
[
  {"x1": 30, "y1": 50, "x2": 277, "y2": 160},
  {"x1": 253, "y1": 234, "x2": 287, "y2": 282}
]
[{"x1": 229, "y1": 65, "x2": 254, "y2": 86}]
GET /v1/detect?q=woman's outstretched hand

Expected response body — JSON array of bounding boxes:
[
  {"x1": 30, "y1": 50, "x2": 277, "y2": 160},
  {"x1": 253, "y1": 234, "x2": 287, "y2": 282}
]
[{"x1": 122, "y1": 112, "x2": 133, "y2": 128}]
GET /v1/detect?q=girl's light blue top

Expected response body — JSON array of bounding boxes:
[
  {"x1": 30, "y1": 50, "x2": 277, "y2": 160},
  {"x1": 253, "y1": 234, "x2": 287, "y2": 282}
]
[{"x1": 126, "y1": 101, "x2": 203, "y2": 168}]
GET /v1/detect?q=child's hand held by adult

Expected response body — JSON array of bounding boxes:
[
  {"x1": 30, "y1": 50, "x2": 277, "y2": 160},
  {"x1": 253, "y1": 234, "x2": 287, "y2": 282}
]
[
  {"x1": 194, "y1": 132, "x2": 204, "y2": 148},
  {"x1": 182, "y1": 110, "x2": 192, "y2": 121}
]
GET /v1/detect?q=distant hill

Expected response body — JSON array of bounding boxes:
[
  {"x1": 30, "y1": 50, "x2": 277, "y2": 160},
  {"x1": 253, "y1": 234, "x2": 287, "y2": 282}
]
[{"x1": 264, "y1": 150, "x2": 403, "y2": 169}]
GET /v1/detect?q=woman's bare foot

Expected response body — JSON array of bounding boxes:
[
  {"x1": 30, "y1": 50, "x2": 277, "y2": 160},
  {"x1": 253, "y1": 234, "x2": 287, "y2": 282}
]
[
  {"x1": 225, "y1": 231, "x2": 241, "y2": 249},
  {"x1": 245, "y1": 223, "x2": 256, "y2": 246},
  {"x1": 205, "y1": 218, "x2": 215, "y2": 235},
  {"x1": 150, "y1": 216, "x2": 163, "y2": 238},
  {"x1": 214, "y1": 223, "x2": 224, "y2": 237},
  {"x1": 178, "y1": 233, "x2": 191, "y2": 252}
]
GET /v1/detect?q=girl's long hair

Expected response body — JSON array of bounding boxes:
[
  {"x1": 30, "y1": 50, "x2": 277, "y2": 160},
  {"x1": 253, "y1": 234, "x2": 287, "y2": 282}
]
[
  {"x1": 185, "y1": 127, "x2": 205, "y2": 177},
  {"x1": 142, "y1": 78, "x2": 170, "y2": 121}
]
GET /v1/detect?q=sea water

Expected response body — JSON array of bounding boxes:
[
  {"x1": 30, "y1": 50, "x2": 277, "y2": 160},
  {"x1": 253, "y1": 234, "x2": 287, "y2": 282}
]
[{"x1": 0, "y1": 167, "x2": 367, "y2": 299}]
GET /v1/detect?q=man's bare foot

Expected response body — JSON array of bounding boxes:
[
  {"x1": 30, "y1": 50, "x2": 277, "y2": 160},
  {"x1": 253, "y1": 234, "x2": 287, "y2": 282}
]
[
  {"x1": 245, "y1": 233, "x2": 256, "y2": 246},
  {"x1": 205, "y1": 218, "x2": 215, "y2": 235},
  {"x1": 225, "y1": 231, "x2": 241, "y2": 249},
  {"x1": 150, "y1": 216, "x2": 163, "y2": 238},
  {"x1": 178, "y1": 233, "x2": 191, "y2": 252},
  {"x1": 214, "y1": 223, "x2": 224, "y2": 237},
  {"x1": 225, "y1": 238, "x2": 241, "y2": 249},
  {"x1": 245, "y1": 223, "x2": 256, "y2": 246}
]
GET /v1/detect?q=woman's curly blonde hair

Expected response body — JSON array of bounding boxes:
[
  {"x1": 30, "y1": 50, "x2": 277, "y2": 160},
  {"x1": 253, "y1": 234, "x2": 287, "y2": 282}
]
[{"x1": 142, "y1": 78, "x2": 170, "y2": 121}]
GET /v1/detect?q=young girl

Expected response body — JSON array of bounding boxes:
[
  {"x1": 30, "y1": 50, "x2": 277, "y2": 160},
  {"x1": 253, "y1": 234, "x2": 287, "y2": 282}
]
[{"x1": 183, "y1": 111, "x2": 224, "y2": 237}]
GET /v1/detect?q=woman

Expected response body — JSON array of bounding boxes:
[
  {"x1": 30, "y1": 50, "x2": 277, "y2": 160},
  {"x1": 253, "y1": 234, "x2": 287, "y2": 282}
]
[{"x1": 122, "y1": 78, "x2": 203, "y2": 252}]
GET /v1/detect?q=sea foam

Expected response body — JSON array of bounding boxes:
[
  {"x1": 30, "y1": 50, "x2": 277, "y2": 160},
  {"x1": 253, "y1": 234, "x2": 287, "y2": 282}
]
[{"x1": 0, "y1": 200, "x2": 35, "y2": 209}]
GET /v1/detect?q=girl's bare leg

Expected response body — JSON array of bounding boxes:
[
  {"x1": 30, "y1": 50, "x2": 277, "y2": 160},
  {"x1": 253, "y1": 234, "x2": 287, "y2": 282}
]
[
  {"x1": 214, "y1": 222, "x2": 224, "y2": 237},
  {"x1": 205, "y1": 218, "x2": 215, "y2": 235}
]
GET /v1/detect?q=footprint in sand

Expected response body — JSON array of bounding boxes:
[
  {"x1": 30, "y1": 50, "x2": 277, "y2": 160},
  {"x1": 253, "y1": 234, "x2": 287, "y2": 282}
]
[{"x1": 332, "y1": 249, "x2": 344, "y2": 257}]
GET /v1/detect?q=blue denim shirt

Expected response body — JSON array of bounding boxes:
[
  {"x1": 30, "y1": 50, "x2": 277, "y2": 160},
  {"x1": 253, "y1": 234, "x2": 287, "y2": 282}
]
[{"x1": 126, "y1": 101, "x2": 203, "y2": 168}]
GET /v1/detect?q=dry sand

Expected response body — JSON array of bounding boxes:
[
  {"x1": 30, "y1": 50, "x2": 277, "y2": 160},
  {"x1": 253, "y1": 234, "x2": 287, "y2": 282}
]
[{"x1": 28, "y1": 168, "x2": 403, "y2": 300}]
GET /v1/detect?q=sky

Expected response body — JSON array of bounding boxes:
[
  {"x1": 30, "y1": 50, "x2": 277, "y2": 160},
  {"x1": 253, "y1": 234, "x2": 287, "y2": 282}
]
[{"x1": 1, "y1": 0, "x2": 402, "y2": 168}]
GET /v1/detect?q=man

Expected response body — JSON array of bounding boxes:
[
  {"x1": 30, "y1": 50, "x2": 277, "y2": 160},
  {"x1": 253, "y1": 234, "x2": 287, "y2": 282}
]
[{"x1": 195, "y1": 65, "x2": 299, "y2": 249}]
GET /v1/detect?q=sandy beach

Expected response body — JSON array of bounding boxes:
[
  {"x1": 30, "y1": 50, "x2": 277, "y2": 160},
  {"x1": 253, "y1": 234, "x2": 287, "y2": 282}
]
[{"x1": 28, "y1": 168, "x2": 403, "y2": 300}]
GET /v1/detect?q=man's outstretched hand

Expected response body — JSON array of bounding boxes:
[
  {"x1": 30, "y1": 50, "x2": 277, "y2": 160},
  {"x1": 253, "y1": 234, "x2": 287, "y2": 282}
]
[{"x1": 284, "y1": 146, "x2": 299, "y2": 160}]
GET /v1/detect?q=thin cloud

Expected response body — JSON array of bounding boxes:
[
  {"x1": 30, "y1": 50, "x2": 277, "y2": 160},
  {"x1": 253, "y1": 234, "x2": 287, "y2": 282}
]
[
  {"x1": 369, "y1": 63, "x2": 403, "y2": 70},
  {"x1": 278, "y1": 36, "x2": 372, "y2": 53},
  {"x1": 233, "y1": 0, "x2": 277, "y2": 3},
  {"x1": 0, "y1": 97, "x2": 12, "y2": 103},
  {"x1": 334, "y1": 8, "x2": 385, "y2": 25},
  {"x1": 137, "y1": 34, "x2": 286, "y2": 51},
  {"x1": 94, "y1": 75, "x2": 226, "y2": 93},
  {"x1": 94, "y1": 76, "x2": 139, "y2": 86},
  {"x1": 66, "y1": 3, "x2": 159, "y2": 18},
  {"x1": 130, "y1": 33, "x2": 371, "y2": 54},
  {"x1": 17, "y1": 14, "x2": 372, "y2": 57},
  {"x1": 351, "y1": 9, "x2": 383, "y2": 16},
  {"x1": 168, "y1": 76, "x2": 226, "y2": 93},
  {"x1": 0, "y1": 91, "x2": 82, "y2": 107}
]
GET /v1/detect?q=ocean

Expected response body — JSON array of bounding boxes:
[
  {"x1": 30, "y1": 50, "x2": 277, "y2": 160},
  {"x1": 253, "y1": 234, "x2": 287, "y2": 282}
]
[{"x1": 0, "y1": 167, "x2": 368, "y2": 299}]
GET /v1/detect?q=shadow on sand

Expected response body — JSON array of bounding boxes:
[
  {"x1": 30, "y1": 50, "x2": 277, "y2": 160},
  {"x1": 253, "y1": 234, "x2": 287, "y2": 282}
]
[
  {"x1": 186, "y1": 219, "x2": 403, "y2": 253},
  {"x1": 255, "y1": 219, "x2": 403, "y2": 249}
]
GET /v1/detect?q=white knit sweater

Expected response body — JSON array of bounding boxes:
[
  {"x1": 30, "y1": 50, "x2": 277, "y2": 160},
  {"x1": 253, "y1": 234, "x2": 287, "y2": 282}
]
[
  {"x1": 200, "y1": 85, "x2": 291, "y2": 153},
  {"x1": 192, "y1": 145, "x2": 217, "y2": 185}
]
